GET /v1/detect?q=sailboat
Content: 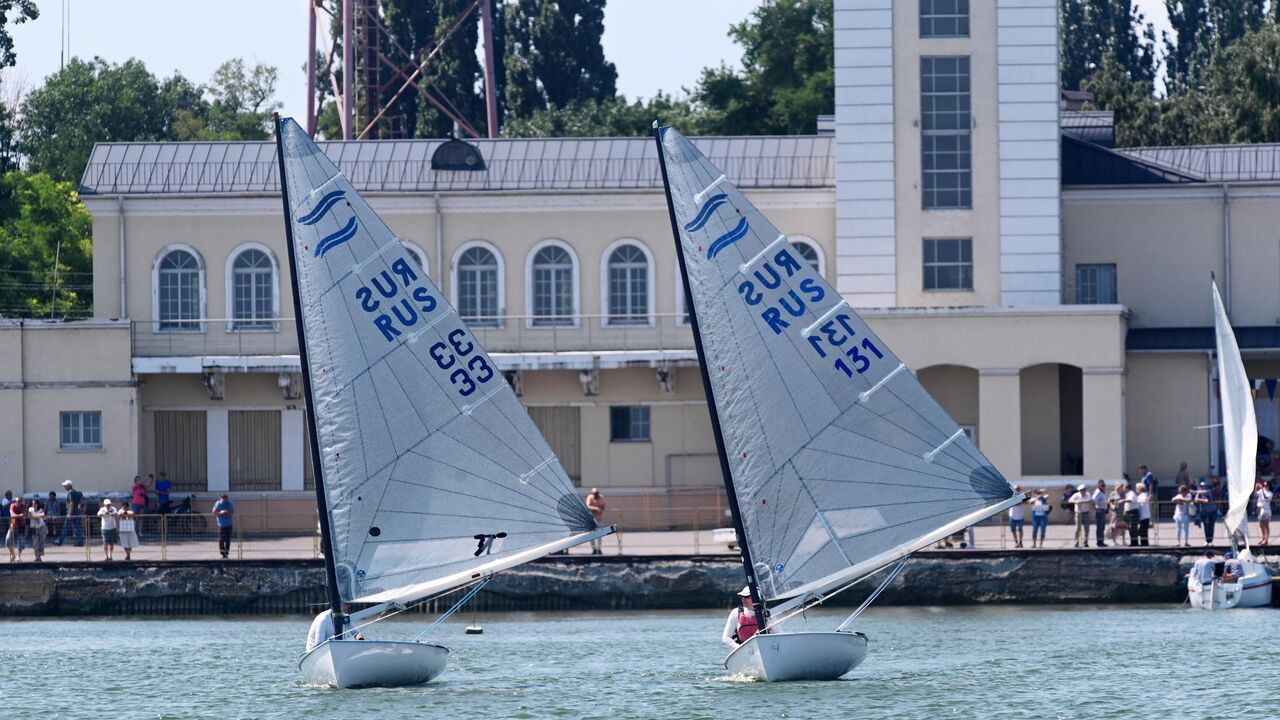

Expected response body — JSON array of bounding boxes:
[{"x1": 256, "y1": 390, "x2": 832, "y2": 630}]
[
  {"x1": 654, "y1": 125, "x2": 1024, "y2": 681},
  {"x1": 274, "y1": 116, "x2": 614, "y2": 688},
  {"x1": 1187, "y1": 278, "x2": 1272, "y2": 610}
]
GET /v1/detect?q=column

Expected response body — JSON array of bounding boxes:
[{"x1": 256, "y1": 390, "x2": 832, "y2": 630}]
[
  {"x1": 281, "y1": 409, "x2": 305, "y2": 491},
  {"x1": 978, "y1": 368, "x2": 1022, "y2": 480},
  {"x1": 1082, "y1": 368, "x2": 1125, "y2": 479},
  {"x1": 206, "y1": 409, "x2": 229, "y2": 492}
]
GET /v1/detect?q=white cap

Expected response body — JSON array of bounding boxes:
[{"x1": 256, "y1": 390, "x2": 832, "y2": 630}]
[
  {"x1": 1076, "y1": 484, "x2": 1086, "y2": 491},
  {"x1": 737, "y1": 586, "x2": 752, "y2": 597},
  {"x1": 61, "y1": 480, "x2": 73, "y2": 487},
  {"x1": 102, "y1": 498, "x2": 112, "y2": 506}
]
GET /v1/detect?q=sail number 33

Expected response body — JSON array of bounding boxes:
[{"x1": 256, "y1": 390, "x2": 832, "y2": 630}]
[{"x1": 429, "y1": 328, "x2": 495, "y2": 397}]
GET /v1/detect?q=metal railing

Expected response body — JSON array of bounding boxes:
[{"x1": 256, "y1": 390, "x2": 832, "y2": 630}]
[{"x1": 129, "y1": 314, "x2": 698, "y2": 358}]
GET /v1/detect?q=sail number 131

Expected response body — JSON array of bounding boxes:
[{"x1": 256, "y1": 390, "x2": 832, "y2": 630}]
[
  {"x1": 806, "y1": 313, "x2": 883, "y2": 377},
  {"x1": 429, "y1": 328, "x2": 494, "y2": 397}
]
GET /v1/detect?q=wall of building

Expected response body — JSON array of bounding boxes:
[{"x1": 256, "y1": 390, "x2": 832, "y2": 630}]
[{"x1": 1124, "y1": 352, "x2": 1211, "y2": 481}]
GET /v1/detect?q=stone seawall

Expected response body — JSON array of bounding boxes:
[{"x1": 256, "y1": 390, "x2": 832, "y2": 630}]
[{"x1": 2, "y1": 550, "x2": 1274, "y2": 616}]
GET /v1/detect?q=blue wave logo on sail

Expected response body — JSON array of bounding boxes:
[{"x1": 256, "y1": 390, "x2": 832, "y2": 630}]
[
  {"x1": 295, "y1": 189, "x2": 359, "y2": 258},
  {"x1": 707, "y1": 217, "x2": 750, "y2": 260},
  {"x1": 684, "y1": 192, "x2": 728, "y2": 232}
]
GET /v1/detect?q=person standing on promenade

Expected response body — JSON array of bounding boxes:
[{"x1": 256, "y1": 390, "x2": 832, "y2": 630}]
[
  {"x1": 6, "y1": 494, "x2": 27, "y2": 561},
  {"x1": 130, "y1": 476, "x2": 148, "y2": 514},
  {"x1": 1029, "y1": 489, "x2": 1051, "y2": 548},
  {"x1": 45, "y1": 491, "x2": 61, "y2": 544},
  {"x1": 1134, "y1": 482, "x2": 1152, "y2": 546},
  {"x1": 1195, "y1": 479, "x2": 1219, "y2": 545},
  {"x1": 27, "y1": 499, "x2": 47, "y2": 562},
  {"x1": 118, "y1": 509, "x2": 139, "y2": 561},
  {"x1": 1138, "y1": 465, "x2": 1159, "y2": 502},
  {"x1": 213, "y1": 494, "x2": 234, "y2": 559},
  {"x1": 1091, "y1": 480, "x2": 1109, "y2": 547},
  {"x1": 1174, "y1": 462, "x2": 1191, "y2": 493},
  {"x1": 1069, "y1": 483, "x2": 1092, "y2": 548},
  {"x1": 97, "y1": 499, "x2": 119, "y2": 561},
  {"x1": 1172, "y1": 485, "x2": 1193, "y2": 547},
  {"x1": 1122, "y1": 482, "x2": 1141, "y2": 546},
  {"x1": 155, "y1": 472, "x2": 172, "y2": 514},
  {"x1": 60, "y1": 480, "x2": 85, "y2": 547},
  {"x1": 1008, "y1": 485, "x2": 1026, "y2": 548},
  {"x1": 1255, "y1": 480, "x2": 1272, "y2": 545},
  {"x1": 585, "y1": 487, "x2": 606, "y2": 555}
]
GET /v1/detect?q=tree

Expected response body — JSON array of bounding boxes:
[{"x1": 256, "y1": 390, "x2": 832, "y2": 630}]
[
  {"x1": 0, "y1": 171, "x2": 93, "y2": 318},
  {"x1": 418, "y1": 0, "x2": 485, "y2": 137},
  {"x1": 1164, "y1": 0, "x2": 1265, "y2": 91},
  {"x1": 0, "y1": 0, "x2": 37, "y2": 69},
  {"x1": 204, "y1": 59, "x2": 279, "y2": 139},
  {"x1": 694, "y1": 0, "x2": 833, "y2": 135},
  {"x1": 1059, "y1": 0, "x2": 1156, "y2": 92},
  {"x1": 503, "y1": 0, "x2": 616, "y2": 116},
  {"x1": 501, "y1": 93, "x2": 709, "y2": 137},
  {"x1": 1199, "y1": 22, "x2": 1280, "y2": 143}
]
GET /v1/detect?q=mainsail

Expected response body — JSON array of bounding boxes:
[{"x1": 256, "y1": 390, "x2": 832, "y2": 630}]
[
  {"x1": 1212, "y1": 279, "x2": 1256, "y2": 541},
  {"x1": 656, "y1": 126, "x2": 1019, "y2": 612},
  {"x1": 276, "y1": 118, "x2": 608, "y2": 606}
]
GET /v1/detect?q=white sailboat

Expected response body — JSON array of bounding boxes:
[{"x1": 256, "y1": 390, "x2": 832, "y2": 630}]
[
  {"x1": 1187, "y1": 279, "x2": 1272, "y2": 610},
  {"x1": 654, "y1": 125, "x2": 1024, "y2": 681},
  {"x1": 274, "y1": 116, "x2": 613, "y2": 688}
]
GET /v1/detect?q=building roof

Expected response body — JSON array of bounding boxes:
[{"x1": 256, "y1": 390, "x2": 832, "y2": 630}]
[
  {"x1": 1127, "y1": 326, "x2": 1280, "y2": 351},
  {"x1": 1117, "y1": 144, "x2": 1280, "y2": 183},
  {"x1": 79, "y1": 135, "x2": 835, "y2": 195}
]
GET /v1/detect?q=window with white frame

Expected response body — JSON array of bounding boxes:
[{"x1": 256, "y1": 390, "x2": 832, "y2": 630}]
[
  {"x1": 60, "y1": 411, "x2": 102, "y2": 449},
  {"x1": 531, "y1": 244, "x2": 575, "y2": 326},
  {"x1": 609, "y1": 406, "x2": 651, "y2": 442},
  {"x1": 1076, "y1": 264, "x2": 1117, "y2": 304},
  {"x1": 231, "y1": 249, "x2": 274, "y2": 329},
  {"x1": 158, "y1": 249, "x2": 202, "y2": 330},
  {"x1": 401, "y1": 242, "x2": 429, "y2": 275},
  {"x1": 921, "y1": 56, "x2": 972, "y2": 209},
  {"x1": 457, "y1": 246, "x2": 500, "y2": 326},
  {"x1": 923, "y1": 237, "x2": 973, "y2": 291},
  {"x1": 791, "y1": 240, "x2": 821, "y2": 274},
  {"x1": 606, "y1": 243, "x2": 649, "y2": 325},
  {"x1": 920, "y1": 0, "x2": 969, "y2": 37}
]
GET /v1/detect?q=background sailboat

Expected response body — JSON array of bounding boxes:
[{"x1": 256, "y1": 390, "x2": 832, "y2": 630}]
[
  {"x1": 1188, "y1": 278, "x2": 1272, "y2": 609},
  {"x1": 275, "y1": 116, "x2": 612, "y2": 687},
  {"x1": 655, "y1": 125, "x2": 1022, "y2": 681}
]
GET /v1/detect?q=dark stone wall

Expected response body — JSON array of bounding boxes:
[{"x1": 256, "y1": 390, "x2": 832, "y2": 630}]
[{"x1": 1, "y1": 551, "x2": 1273, "y2": 616}]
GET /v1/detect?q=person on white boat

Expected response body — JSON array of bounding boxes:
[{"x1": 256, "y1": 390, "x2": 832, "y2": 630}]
[
  {"x1": 1221, "y1": 551, "x2": 1243, "y2": 583},
  {"x1": 307, "y1": 602, "x2": 352, "y2": 651},
  {"x1": 1068, "y1": 484, "x2": 1091, "y2": 548},
  {"x1": 1190, "y1": 551, "x2": 1217, "y2": 589},
  {"x1": 1172, "y1": 485, "x2": 1193, "y2": 547},
  {"x1": 1256, "y1": 480, "x2": 1272, "y2": 545},
  {"x1": 722, "y1": 587, "x2": 764, "y2": 648}
]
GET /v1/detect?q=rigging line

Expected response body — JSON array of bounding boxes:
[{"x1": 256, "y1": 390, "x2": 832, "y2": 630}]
[
  {"x1": 415, "y1": 576, "x2": 491, "y2": 641},
  {"x1": 836, "y1": 557, "x2": 910, "y2": 632},
  {"x1": 802, "y1": 431, "x2": 975, "y2": 484},
  {"x1": 826, "y1": 406, "x2": 976, "y2": 478},
  {"x1": 433, "y1": 421, "x2": 567, "y2": 505},
  {"x1": 877, "y1": 378, "x2": 990, "y2": 470},
  {"x1": 379, "y1": 478, "x2": 567, "y2": 523},
  {"x1": 401, "y1": 448, "x2": 567, "y2": 511},
  {"x1": 343, "y1": 576, "x2": 488, "y2": 636},
  {"x1": 789, "y1": 460, "x2": 854, "y2": 566}
]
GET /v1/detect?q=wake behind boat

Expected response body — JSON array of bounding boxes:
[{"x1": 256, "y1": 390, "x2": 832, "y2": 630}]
[
  {"x1": 655, "y1": 124, "x2": 1022, "y2": 681},
  {"x1": 275, "y1": 116, "x2": 613, "y2": 688}
]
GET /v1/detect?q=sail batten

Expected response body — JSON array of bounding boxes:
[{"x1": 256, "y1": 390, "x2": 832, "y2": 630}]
[
  {"x1": 277, "y1": 117, "x2": 606, "y2": 604},
  {"x1": 656, "y1": 126, "x2": 1016, "y2": 604}
]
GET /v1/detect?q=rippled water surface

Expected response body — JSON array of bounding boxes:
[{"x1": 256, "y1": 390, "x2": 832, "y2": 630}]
[{"x1": 4, "y1": 605, "x2": 1274, "y2": 719}]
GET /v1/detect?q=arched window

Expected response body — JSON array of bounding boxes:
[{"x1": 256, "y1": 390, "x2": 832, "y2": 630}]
[
  {"x1": 401, "y1": 242, "x2": 429, "y2": 276},
  {"x1": 789, "y1": 236, "x2": 825, "y2": 276},
  {"x1": 231, "y1": 248, "x2": 275, "y2": 330},
  {"x1": 456, "y1": 244, "x2": 500, "y2": 326},
  {"x1": 604, "y1": 241, "x2": 651, "y2": 325},
  {"x1": 529, "y1": 242, "x2": 577, "y2": 327},
  {"x1": 157, "y1": 248, "x2": 203, "y2": 330}
]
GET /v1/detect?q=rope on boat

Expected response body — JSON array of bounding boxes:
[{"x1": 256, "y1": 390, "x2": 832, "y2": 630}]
[
  {"x1": 414, "y1": 576, "x2": 491, "y2": 641},
  {"x1": 836, "y1": 558, "x2": 910, "y2": 632}
]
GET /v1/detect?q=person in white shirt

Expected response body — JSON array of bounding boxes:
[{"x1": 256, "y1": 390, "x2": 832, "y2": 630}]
[
  {"x1": 1172, "y1": 485, "x2": 1194, "y2": 547},
  {"x1": 1190, "y1": 551, "x2": 1216, "y2": 587},
  {"x1": 1030, "y1": 489, "x2": 1052, "y2": 548},
  {"x1": 1008, "y1": 485, "x2": 1026, "y2": 548},
  {"x1": 1091, "y1": 480, "x2": 1109, "y2": 548},
  {"x1": 722, "y1": 587, "x2": 764, "y2": 649},
  {"x1": 1123, "y1": 484, "x2": 1140, "y2": 546},
  {"x1": 1134, "y1": 482, "x2": 1152, "y2": 546},
  {"x1": 1068, "y1": 484, "x2": 1092, "y2": 548},
  {"x1": 1255, "y1": 481, "x2": 1273, "y2": 546},
  {"x1": 97, "y1": 499, "x2": 119, "y2": 561},
  {"x1": 306, "y1": 602, "x2": 352, "y2": 652}
]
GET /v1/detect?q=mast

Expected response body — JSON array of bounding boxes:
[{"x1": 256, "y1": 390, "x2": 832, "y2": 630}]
[
  {"x1": 274, "y1": 115, "x2": 345, "y2": 637},
  {"x1": 653, "y1": 124, "x2": 767, "y2": 633}
]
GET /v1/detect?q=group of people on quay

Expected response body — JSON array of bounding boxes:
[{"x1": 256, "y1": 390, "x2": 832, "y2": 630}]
[{"x1": 1004, "y1": 463, "x2": 1277, "y2": 549}]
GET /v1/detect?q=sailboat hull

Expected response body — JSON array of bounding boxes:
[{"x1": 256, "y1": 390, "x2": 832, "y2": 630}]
[
  {"x1": 725, "y1": 631, "x2": 868, "y2": 681},
  {"x1": 299, "y1": 640, "x2": 448, "y2": 688},
  {"x1": 1187, "y1": 561, "x2": 1273, "y2": 610}
]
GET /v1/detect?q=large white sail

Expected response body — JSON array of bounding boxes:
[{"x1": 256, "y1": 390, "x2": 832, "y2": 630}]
[
  {"x1": 1212, "y1": 280, "x2": 1256, "y2": 540},
  {"x1": 278, "y1": 118, "x2": 606, "y2": 605},
  {"x1": 657, "y1": 126, "x2": 1019, "y2": 606}
]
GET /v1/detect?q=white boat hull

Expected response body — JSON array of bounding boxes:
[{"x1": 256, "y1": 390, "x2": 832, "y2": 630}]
[
  {"x1": 1187, "y1": 561, "x2": 1272, "y2": 610},
  {"x1": 724, "y1": 631, "x2": 868, "y2": 681},
  {"x1": 299, "y1": 640, "x2": 448, "y2": 688}
]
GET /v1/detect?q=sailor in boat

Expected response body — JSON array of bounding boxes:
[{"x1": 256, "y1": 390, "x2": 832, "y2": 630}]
[
  {"x1": 721, "y1": 587, "x2": 763, "y2": 648},
  {"x1": 307, "y1": 603, "x2": 352, "y2": 652},
  {"x1": 1190, "y1": 551, "x2": 1217, "y2": 589},
  {"x1": 1221, "y1": 551, "x2": 1243, "y2": 584}
]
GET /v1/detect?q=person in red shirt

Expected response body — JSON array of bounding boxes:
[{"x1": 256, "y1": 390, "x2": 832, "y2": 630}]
[{"x1": 6, "y1": 496, "x2": 28, "y2": 561}]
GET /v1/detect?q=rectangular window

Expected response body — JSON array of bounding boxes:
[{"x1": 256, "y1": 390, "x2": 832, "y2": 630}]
[
  {"x1": 921, "y1": 56, "x2": 972, "y2": 209},
  {"x1": 923, "y1": 238, "x2": 973, "y2": 291},
  {"x1": 1076, "y1": 264, "x2": 1117, "y2": 304},
  {"x1": 609, "y1": 406, "x2": 651, "y2": 442},
  {"x1": 920, "y1": 0, "x2": 969, "y2": 37},
  {"x1": 60, "y1": 411, "x2": 102, "y2": 450}
]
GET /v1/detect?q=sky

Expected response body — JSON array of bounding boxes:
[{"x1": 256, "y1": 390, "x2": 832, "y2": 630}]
[{"x1": 6, "y1": 0, "x2": 752, "y2": 118}]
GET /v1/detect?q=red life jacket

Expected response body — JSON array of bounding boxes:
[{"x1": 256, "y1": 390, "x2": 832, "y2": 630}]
[{"x1": 736, "y1": 610, "x2": 759, "y2": 643}]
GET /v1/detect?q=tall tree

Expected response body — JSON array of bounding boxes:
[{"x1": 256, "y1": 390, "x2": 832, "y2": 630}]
[
  {"x1": 1164, "y1": 0, "x2": 1265, "y2": 91},
  {"x1": 0, "y1": 0, "x2": 37, "y2": 69},
  {"x1": 502, "y1": 0, "x2": 616, "y2": 115},
  {"x1": 501, "y1": 93, "x2": 709, "y2": 138},
  {"x1": 1059, "y1": 0, "x2": 1156, "y2": 92},
  {"x1": 0, "y1": 171, "x2": 93, "y2": 318},
  {"x1": 380, "y1": 0, "x2": 438, "y2": 137},
  {"x1": 418, "y1": 0, "x2": 484, "y2": 137}
]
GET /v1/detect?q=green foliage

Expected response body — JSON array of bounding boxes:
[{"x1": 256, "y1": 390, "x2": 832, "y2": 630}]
[
  {"x1": 1163, "y1": 0, "x2": 1265, "y2": 91},
  {"x1": 693, "y1": 0, "x2": 833, "y2": 135},
  {"x1": 0, "y1": 171, "x2": 93, "y2": 318},
  {"x1": 1060, "y1": 0, "x2": 1157, "y2": 91},
  {"x1": 501, "y1": 93, "x2": 709, "y2": 138},
  {"x1": 418, "y1": 0, "x2": 485, "y2": 137},
  {"x1": 503, "y1": 0, "x2": 616, "y2": 116},
  {"x1": 0, "y1": 0, "x2": 37, "y2": 68}
]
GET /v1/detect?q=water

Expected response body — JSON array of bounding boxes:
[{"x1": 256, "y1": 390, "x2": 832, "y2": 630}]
[{"x1": 3, "y1": 606, "x2": 1273, "y2": 719}]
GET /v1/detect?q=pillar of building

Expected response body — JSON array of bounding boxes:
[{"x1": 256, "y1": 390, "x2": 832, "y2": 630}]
[
  {"x1": 978, "y1": 368, "x2": 1022, "y2": 480},
  {"x1": 206, "y1": 409, "x2": 229, "y2": 492},
  {"x1": 281, "y1": 409, "x2": 305, "y2": 491},
  {"x1": 1081, "y1": 368, "x2": 1126, "y2": 479}
]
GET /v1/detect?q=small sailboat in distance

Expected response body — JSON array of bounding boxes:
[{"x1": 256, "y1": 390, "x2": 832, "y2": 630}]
[
  {"x1": 274, "y1": 116, "x2": 613, "y2": 688},
  {"x1": 654, "y1": 124, "x2": 1024, "y2": 681},
  {"x1": 1187, "y1": 277, "x2": 1272, "y2": 609}
]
